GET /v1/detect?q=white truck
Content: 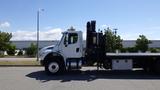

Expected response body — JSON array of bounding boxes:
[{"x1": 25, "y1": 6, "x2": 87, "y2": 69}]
[{"x1": 39, "y1": 20, "x2": 160, "y2": 75}]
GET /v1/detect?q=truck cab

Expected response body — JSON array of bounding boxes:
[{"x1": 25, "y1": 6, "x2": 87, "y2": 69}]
[{"x1": 39, "y1": 27, "x2": 83, "y2": 74}]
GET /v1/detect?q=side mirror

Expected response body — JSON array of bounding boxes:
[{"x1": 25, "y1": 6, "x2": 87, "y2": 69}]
[
  {"x1": 63, "y1": 32, "x2": 68, "y2": 47},
  {"x1": 64, "y1": 37, "x2": 68, "y2": 47}
]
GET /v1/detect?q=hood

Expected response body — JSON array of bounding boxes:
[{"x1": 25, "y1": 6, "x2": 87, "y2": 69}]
[
  {"x1": 39, "y1": 45, "x2": 55, "y2": 55},
  {"x1": 41, "y1": 45, "x2": 55, "y2": 50}
]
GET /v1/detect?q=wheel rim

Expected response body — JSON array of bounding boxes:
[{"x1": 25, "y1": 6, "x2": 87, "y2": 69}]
[{"x1": 48, "y1": 62, "x2": 59, "y2": 73}]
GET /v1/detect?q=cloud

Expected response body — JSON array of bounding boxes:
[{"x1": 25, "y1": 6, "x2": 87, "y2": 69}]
[
  {"x1": 40, "y1": 28, "x2": 63, "y2": 40},
  {"x1": 0, "y1": 21, "x2": 10, "y2": 28},
  {"x1": 11, "y1": 28, "x2": 63, "y2": 40},
  {"x1": 11, "y1": 27, "x2": 87, "y2": 41}
]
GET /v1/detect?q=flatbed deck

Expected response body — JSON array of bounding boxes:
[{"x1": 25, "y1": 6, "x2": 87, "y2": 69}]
[
  {"x1": 106, "y1": 53, "x2": 160, "y2": 59},
  {"x1": 106, "y1": 53, "x2": 160, "y2": 56}
]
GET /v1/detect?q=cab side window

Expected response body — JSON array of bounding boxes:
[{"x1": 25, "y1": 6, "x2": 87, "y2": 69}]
[{"x1": 68, "y1": 33, "x2": 78, "y2": 44}]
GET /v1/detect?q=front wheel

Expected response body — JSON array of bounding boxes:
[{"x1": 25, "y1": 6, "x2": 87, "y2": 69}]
[{"x1": 45, "y1": 60, "x2": 64, "y2": 75}]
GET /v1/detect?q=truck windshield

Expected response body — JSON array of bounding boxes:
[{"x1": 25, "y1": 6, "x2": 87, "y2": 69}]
[{"x1": 58, "y1": 33, "x2": 65, "y2": 46}]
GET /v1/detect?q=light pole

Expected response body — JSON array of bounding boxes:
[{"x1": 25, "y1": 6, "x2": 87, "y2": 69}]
[{"x1": 37, "y1": 9, "x2": 44, "y2": 61}]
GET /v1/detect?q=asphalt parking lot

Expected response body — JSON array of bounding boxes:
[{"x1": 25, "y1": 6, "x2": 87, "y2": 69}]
[{"x1": 0, "y1": 67, "x2": 160, "y2": 90}]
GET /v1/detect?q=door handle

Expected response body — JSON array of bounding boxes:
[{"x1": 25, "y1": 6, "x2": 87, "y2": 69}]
[{"x1": 76, "y1": 48, "x2": 79, "y2": 53}]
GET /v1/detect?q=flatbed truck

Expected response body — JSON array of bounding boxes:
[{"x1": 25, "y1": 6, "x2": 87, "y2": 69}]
[{"x1": 39, "y1": 20, "x2": 160, "y2": 74}]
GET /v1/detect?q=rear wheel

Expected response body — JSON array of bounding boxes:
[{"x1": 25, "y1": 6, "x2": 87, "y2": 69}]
[{"x1": 45, "y1": 60, "x2": 64, "y2": 75}]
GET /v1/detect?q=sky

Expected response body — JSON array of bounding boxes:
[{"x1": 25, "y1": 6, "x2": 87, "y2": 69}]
[{"x1": 0, "y1": 0, "x2": 160, "y2": 40}]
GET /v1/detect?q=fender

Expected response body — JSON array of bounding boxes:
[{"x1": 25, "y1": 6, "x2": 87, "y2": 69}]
[{"x1": 41, "y1": 52, "x2": 65, "y2": 67}]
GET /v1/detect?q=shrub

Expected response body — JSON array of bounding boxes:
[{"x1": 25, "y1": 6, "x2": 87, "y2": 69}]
[
  {"x1": 17, "y1": 49, "x2": 23, "y2": 56},
  {"x1": 6, "y1": 44, "x2": 16, "y2": 56},
  {"x1": 0, "y1": 51, "x2": 4, "y2": 57},
  {"x1": 149, "y1": 48, "x2": 159, "y2": 53},
  {"x1": 126, "y1": 47, "x2": 137, "y2": 52},
  {"x1": 120, "y1": 48, "x2": 127, "y2": 53},
  {"x1": 26, "y1": 43, "x2": 37, "y2": 57}
]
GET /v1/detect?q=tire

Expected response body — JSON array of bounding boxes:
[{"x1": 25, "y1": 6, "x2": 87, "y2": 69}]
[{"x1": 45, "y1": 60, "x2": 64, "y2": 75}]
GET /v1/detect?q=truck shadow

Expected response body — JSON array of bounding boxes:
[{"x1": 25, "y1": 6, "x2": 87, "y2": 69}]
[{"x1": 26, "y1": 69, "x2": 160, "y2": 83}]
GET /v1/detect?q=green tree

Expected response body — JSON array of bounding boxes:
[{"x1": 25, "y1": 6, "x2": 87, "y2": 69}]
[
  {"x1": 135, "y1": 35, "x2": 151, "y2": 52},
  {"x1": 6, "y1": 44, "x2": 16, "y2": 56},
  {"x1": 26, "y1": 43, "x2": 37, "y2": 57},
  {"x1": 104, "y1": 27, "x2": 123, "y2": 52},
  {"x1": 0, "y1": 31, "x2": 12, "y2": 51}
]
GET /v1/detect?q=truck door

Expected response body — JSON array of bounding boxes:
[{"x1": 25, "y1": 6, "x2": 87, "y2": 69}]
[{"x1": 62, "y1": 32, "x2": 82, "y2": 58}]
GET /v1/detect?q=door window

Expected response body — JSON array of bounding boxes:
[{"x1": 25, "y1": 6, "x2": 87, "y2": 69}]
[{"x1": 68, "y1": 33, "x2": 78, "y2": 44}]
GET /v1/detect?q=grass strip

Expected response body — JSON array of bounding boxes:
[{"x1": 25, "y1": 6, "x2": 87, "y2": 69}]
[{"x1": 0, "y1": 61, "x2": 41, "y2": 66}]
